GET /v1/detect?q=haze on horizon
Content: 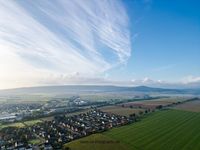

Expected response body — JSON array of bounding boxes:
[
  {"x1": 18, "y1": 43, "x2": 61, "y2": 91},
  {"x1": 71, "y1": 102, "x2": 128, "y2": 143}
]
[{"x1": 0, "y1": 0, "x2": 200, "y2": 90}]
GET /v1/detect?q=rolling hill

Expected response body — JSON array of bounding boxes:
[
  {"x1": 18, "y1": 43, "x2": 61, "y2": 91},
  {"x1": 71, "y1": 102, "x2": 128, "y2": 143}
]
[{"x1": 0, "y1": 85, "x2": 199, "y2": 96}]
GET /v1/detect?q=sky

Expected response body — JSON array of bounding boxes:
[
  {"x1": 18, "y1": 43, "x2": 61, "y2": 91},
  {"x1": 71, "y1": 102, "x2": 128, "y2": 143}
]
[{"x1": 0, "y1": 0, "x2": 199, "y2": 89}]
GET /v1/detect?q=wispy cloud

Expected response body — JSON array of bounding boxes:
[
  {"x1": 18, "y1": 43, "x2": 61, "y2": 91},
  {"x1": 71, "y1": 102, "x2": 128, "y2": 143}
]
[{"x1": 0, "y1": 0, "x2": 131, "y2": 89}]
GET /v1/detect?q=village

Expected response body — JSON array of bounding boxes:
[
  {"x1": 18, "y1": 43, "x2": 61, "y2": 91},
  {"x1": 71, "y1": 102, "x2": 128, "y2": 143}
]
[{"x1": 0, "y1": 108, "x2": 135, "y2": 149}]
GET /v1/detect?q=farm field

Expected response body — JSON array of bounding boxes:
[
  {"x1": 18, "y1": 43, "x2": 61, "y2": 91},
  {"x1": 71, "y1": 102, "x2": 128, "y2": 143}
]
[
  {"x1": 0, "y1": 122, "x2": 25, "y2": 130},
  {"x1": 23, "y1": 119, "x2": 43, "y2": 126},
  {"x1": 174, "y1": 100, "x2": 200, "y2": 112},
  {"x1": 64, "y1": 133, "x2": 129, "y2": 150},
  {"x1": 122, "y1": 97, "x2": 187, "y2": 109},
  {"x1": 40, "y1": 116, "x2": 54, "y2": 122},
  {"x1": 0, "y1": 119, "x2": 43, "y2": 130},
  {"x1": 65, "y1": 109, "x2": 200, "y2": 150},
  {"x1": 100, "y1": 105, "x2": 143, "y2": 117}
]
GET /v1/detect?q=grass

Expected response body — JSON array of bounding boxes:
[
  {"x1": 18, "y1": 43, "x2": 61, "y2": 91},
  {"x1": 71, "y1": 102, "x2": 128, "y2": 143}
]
[
  {"x1": 23, "y1": 119, "x2": 43, "y2": 126},
  {"x1": 28, "y1": 139, "x2": 42, "y2": 145},
  {"x1": 64, "y1": 134, "x2": 129, "y2": 150},
  {"x1": 140, "y1": 97, "x2": 186, "y2": 104},
  {"x1": 100, "y1": 105, "x2": 143, "y2": 117},
  {"x1": 40, "y1": 116, "x2": 54, "y2": 121},
  {"x1": 122, "y1": 97, "x2": 189, "y2": 109},
  {"x1": 174, "y1": 100, "x2": 200, "y2": 112},
  {"x1": 0, "y1": 122, "x2": 25, "y2": 130},
  {"x1": 0, "y1": 119, "x2": 43, "y2": 130},
  {"x1": 105, "y1": 110, "x2": 200, "y2": 150},
  {"x1": 65, "y1": 110, "x2": 200, "y2": 150}
]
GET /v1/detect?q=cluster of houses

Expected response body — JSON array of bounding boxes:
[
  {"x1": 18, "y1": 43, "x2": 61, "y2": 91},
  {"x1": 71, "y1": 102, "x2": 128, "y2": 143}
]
[
  {"x1": 0, "y1": 103, "x2": 43, "y2": 123},
  {"x1": 0, "y1": 103, "x2": 42, "y2": 115},
  {"x1": 0, "y1": 109, "x2": 133, "y2": 149}
]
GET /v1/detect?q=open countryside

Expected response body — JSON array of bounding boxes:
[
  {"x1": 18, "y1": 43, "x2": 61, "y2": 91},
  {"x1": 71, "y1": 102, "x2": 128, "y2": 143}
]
[
  {"x1": 65, "y1": 134, "x2": 128, "y2": 150},
  {"x1": 1, "y1": 96, "x2": 200, "y2": 149},
  {"x1": 0, "y1": 0, "x2": 200, "y2": 149},
  {"x1": 100, "y1": 105, "x2": 144, "y2": 117},
  {"x1": 121, "y1": 97, "x2": 188, "y2": 110},
  {"x1": 174, "y1": 100, "x2": 200, "y2": 112},
  {"x1": 65, "y1": 109, "x2": 200, "y2": 150}
]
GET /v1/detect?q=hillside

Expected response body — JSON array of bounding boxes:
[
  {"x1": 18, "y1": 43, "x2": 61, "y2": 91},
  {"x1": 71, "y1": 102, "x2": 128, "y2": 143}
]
[{"x1": 0, "y1": 85, "x2": 199, "y2": 95}]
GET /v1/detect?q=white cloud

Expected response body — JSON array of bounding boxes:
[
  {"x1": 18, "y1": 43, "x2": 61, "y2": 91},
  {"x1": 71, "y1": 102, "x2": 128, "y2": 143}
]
[
  {"x1": 130, "y1": 77, "x2": 162, "y2": 86},
  {"x1": 130, "y1": 77, "x2": 200, "y2": 89},
  {"x1": 0, "y1": 0, "x2": 131, "y2": 89},
  {"x1": 182, "y1": 76, "x2": 200, "y2": 84}
]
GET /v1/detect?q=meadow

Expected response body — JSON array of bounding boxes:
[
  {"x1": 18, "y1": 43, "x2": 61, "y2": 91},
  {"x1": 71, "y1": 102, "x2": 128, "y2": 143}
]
[
  {"x1": 0, "y1": 119, "x2": 43, "y2": 130},
  {"x1": 65, "y1": 134, "x2": 129, "y2": 150},
  {"x1": 23, "y1": 119, "x2": 43, "y2": 126},
  {"x1": 121, "y1": 97, "x2": 188, "y2": 109},
  {"x1": 100, "y1": 105, "x2": 143, "y2": 117},
  {"x1": 174, "y1": 100, "x2": 200, "y2": 112},
  {"x1": 0, "y1": 122, "x2": 25, "y2": 130},
  {"x1": 65, "y1": 109, "x2": 200, "y2": 150}
]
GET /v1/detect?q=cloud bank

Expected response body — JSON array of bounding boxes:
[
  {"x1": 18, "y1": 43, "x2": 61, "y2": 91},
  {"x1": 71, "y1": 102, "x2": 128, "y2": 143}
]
[
  {"x1": 0, "y1": 0, "x2": 131, "y2": 89},
  {"x1": 130, "y1": 76, "x2": 200, "y2": 89}
]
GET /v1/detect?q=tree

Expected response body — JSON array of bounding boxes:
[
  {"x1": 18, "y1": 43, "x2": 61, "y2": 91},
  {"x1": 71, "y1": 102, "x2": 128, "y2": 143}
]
[
  {"x1": 156, "y1": 105, "x2": 163, "y2": 109},
  {"x1": 139, "y1": 111, "x2": 143, "y2": 115},
  {"x1": 129, "y1": 113, "x2": 136, "y2": 118}
]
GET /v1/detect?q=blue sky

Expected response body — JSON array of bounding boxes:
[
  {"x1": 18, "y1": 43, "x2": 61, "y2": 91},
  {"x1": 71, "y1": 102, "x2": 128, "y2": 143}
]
[
  {"x1": 107, "y1": 0, "x2": 200, "y2": 85},
  {"x1": 0, "y1": 0, "x2": 199, "y2": 89}
]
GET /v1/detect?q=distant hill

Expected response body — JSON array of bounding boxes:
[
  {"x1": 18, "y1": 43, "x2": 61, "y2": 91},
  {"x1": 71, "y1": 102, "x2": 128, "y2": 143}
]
[{"x1": 0, "y1": 85, "x2": 199, "y2": 95}]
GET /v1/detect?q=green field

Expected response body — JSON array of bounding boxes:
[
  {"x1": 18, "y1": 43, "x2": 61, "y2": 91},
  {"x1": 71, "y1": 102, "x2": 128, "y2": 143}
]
[
  {"x1": 65, "y1": 110, "x2": 200, "y2": 150},
  {"x1": 28, "y1": 139, "x2": 42, "y2": 145},
  {"x1": 174, "y1": 100, "x2": 200, "y2": 112},
  {"x1": 64, "y1": 133, "x2": 129, "y2": 150},
  {"x1": 0, "y1": 119, "x2": 42, "y2": 130},
  {"x1": 0, "y1": 122, "x2": 25, "y2": 130},
  {"x1": 23, "y1": 119, "x2": 43, "y2": 126},
  {"x1": 100, "y1": 105, "x2": 144, "y2": 117}
]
